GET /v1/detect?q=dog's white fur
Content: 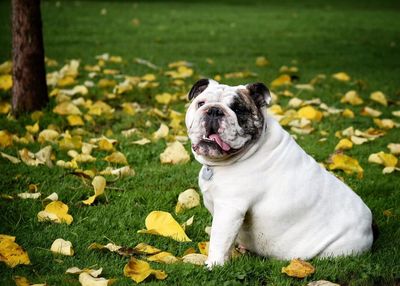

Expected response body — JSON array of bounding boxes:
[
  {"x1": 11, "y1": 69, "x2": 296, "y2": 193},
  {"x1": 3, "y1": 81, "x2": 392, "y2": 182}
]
[{"x1": 186, "y1": 81, "x2": 373, "y2": 268}]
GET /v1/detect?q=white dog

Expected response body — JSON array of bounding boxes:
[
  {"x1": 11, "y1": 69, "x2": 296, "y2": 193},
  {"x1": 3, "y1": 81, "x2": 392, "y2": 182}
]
[{"x1": 185, "y1": 79, "x2": 374, "y2": 268}]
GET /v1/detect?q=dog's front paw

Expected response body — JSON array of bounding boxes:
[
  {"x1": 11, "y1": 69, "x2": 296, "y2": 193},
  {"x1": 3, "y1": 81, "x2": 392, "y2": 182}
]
[{"x1": 205, "y1": 257, "x2": 225, "y2": 270}]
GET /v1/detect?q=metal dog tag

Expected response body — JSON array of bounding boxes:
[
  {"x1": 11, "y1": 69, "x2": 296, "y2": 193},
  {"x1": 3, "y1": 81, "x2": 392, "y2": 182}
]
[{"x1": 202, "y1": 166, "x2": 213, "y2": 181}]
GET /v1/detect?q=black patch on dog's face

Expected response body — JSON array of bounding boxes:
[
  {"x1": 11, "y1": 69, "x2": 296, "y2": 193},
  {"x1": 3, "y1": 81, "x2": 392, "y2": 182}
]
[{"x1": 230, "y1": 93, "x2": 264, "y2": 140}]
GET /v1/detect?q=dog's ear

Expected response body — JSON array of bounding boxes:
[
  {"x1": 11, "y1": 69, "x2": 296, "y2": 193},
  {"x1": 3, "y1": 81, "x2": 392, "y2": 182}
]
[
  {"x1": 246, "y1": 82, "x2": 271, "y2": 107},
  {"x1": 188, "y1": 78, "x2": 210, "y2": 101}
]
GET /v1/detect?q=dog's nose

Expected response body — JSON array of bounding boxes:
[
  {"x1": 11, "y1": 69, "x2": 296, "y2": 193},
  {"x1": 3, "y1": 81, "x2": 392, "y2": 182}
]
[{"x1": 207, "y1": 107, "x2": 224, "y2": 118}]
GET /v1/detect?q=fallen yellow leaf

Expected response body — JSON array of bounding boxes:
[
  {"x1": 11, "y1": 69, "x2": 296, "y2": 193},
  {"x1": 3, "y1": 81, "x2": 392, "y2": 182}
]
[
  {"x1": 387, "y1": 143, "x2": 400, "y2": 155},
  {"x1": 124, "y1": 257, "x2": 167, "y2": 283},
  {"x1": 153, "y1": 123, "x2": 169, "y2": 140},
  {"x1": 182, "y1": 253, "x2": 208, "y2": 266},
  {"x1": 155, "y1": 93, "x2": 173, "y2": 105},
  {"x1": 132, "y1": 138, "x2": 151, "y2": 145},
  {"x1": 50, "y1": 238, "x2": 74, "y2": 256},
  {"x1": 138, "y1": 211, "x2": 191, "y2": 242},
  {"x1": 83, "y1": 176, "x2": 106, "y2": 205},
  {"x1": 88, "y1": 242, "x2": 122, "y2": 253},
  {"x1": 25, "y1": 122, "x2": 39, "y2": 134},
  {"x1": 0, "y1": 235, "x2": 30, "y2": 268},
  {"x1": 88, "y1": 101, "x2": 114, "y2": 116},
  {"x1": 98, "y1": 78, "x2": 117, "y2": 88},
  {"x1": 281, "y1": 259, "x2": 315, "y2": 278},
  {"x1": 342, "y1": 108, "x2": 355, "y2": 118},
  {"x1": 198, "y1": 241, "x2": 209, "y2": 255},
  {"x1": 0, "y1": 74, "x2": 12, "y2": 90},
  {"x1": 335, "y1": 138, "x2": 353, "y2": 150},
  {"x1": 297, "y1": 106, "x2": 323, "y2": 122},
  {"x1": 255, "y1": 56, "x2": 269, "y2": 67},
  {"x1": 38, "y1": 129, "x2": 60, "y2": 144},
  {"x1": 17, "y1": 192, "x2": 41, "y2": 200},
  {"x1": 368, "y1": 152, "x2": 398, "y2": 167},
  {"x1": 67, "y1": 115, "x2": 84, "y2": 126},
  {"x1": 374, "y1": 118, "x2": 397, "y2": 129},
  {"x1": 165, "y1": 66, "x2": 193, "y2": 79},
  {"x1": 307, "y1": 280, "x2": 340, "y2": 286},
  {"x1": 104, "y1": 151, "x2": 128, "y2": 165},
  {"x1": 328, "y1": 153, "x2": 364, "y2": 178},
  {"x1": 147, "y1": 251, "x2": 179, "y2": 264},
  {"x1": 271, "y1": 74, "x2": 291, "y2": 88},
  {"x1": 14, "y1": 276, "x2": 46, "y2": 286},
  {"x1": 37, "y1": 201, "x2": 73, "y2": 225},
  {"x1": 340, "y1": 90, "x2": 363, "y2": 105},
  {"x1": 0, "y1": 101, "x2": 11, "y2": 114},
  {"x1": 79, "y1": 272, "x2": 115, "y2": 286},
  {"x1": 0, "y1": 61, "x2": 12, "y2": 74},
  {"x1": 1, "y1": 152, "x2": 21, "y2": 164},
  {"x1": 53, "y1": 101, "x2": 82, "y2": 115},
  {"x1": 175, "y1": 189, "x2": 200, "y2": 214},
  {"x1": 160, "y1": 141, "x2": 190, "y2": 164},
  {"x1": 350, "y1": 135, "x2": 368, "y2": 145},
  {"x1": 0, "y1": 130, "x2": 13, "y2": 148},
  {"x1": 132, "y1": 243, "x2": 161, "y2": 255},
  {"x1": 370, "y1": 91, "x2": 387, "y2": 106},
  {"x1": 360, "y1": 107, "x2": 381, "y2": 117},
  {"x1": 332, "y1": 72, "x2": 350, "y2": 82},
  {"x1": 100, "y1": 166, "x2": 135, "y2": 177}
]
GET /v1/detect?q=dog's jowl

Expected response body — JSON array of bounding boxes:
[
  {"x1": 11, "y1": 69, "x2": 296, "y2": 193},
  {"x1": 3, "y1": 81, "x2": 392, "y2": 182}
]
[{"x1": 185, "y1": 79, "x2": 374, "y2": 269}]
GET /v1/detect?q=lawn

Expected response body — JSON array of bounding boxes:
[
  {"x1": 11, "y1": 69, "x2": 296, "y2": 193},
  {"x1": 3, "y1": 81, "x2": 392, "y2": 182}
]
[{"x1": 0, "y1": 0, "x2": 400, "y2": 285}]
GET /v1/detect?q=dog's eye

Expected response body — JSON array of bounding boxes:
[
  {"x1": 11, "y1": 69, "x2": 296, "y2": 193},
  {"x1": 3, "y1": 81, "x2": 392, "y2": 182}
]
[{"x1": 197, "y1": 101, "x2": 205, "y2": 108}]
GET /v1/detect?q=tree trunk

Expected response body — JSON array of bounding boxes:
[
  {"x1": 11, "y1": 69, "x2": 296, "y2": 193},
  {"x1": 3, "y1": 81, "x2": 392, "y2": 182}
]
[{"x1": 12, "y1": 0, "x2": 48, "y2": 116}]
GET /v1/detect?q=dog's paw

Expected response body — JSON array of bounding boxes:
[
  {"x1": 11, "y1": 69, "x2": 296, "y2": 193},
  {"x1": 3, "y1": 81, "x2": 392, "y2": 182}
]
[{"x1": 205, "y1": 257, "x2": 225, "y2": 270}]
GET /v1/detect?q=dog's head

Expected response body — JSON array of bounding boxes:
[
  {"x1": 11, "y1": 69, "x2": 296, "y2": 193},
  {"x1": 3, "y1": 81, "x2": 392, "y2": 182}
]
[{"x1": 185, "y1": 79, "x2": 271, "y2": 164}]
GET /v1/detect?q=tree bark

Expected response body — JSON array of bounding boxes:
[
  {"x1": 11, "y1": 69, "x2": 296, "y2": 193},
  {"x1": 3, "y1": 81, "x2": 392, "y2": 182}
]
[{"x1": 12, "y1": 0, "x2": 48, "y2": 116}]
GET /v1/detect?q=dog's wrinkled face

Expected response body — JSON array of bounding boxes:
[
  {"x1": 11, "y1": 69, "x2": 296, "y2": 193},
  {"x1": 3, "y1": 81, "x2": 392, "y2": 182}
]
[{"x1": 185, "y1": 79, "x2": 271, "y2": 163}]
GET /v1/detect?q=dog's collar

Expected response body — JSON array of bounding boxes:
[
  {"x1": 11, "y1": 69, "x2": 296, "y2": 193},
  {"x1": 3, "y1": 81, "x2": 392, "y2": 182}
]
[{"x1": 202, "y1": 165, "x2": 213, "y2": 181}]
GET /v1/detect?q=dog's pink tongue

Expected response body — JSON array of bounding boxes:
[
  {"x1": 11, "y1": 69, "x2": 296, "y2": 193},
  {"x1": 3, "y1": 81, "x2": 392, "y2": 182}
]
[{"x1": 209, "y1": 134, "x2": 231, "y2": 151}]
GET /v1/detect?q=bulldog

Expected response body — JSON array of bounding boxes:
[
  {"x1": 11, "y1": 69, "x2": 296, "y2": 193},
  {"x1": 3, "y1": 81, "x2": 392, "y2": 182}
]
[{"x1": 185, "y1": 79, "x2": 374, "y2": 268}]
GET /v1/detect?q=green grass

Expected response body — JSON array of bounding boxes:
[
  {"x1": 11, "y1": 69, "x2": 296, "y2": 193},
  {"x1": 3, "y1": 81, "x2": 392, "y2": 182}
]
[{"x1": 1, "y1": 0, "x2": 400, "y2": 285}]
